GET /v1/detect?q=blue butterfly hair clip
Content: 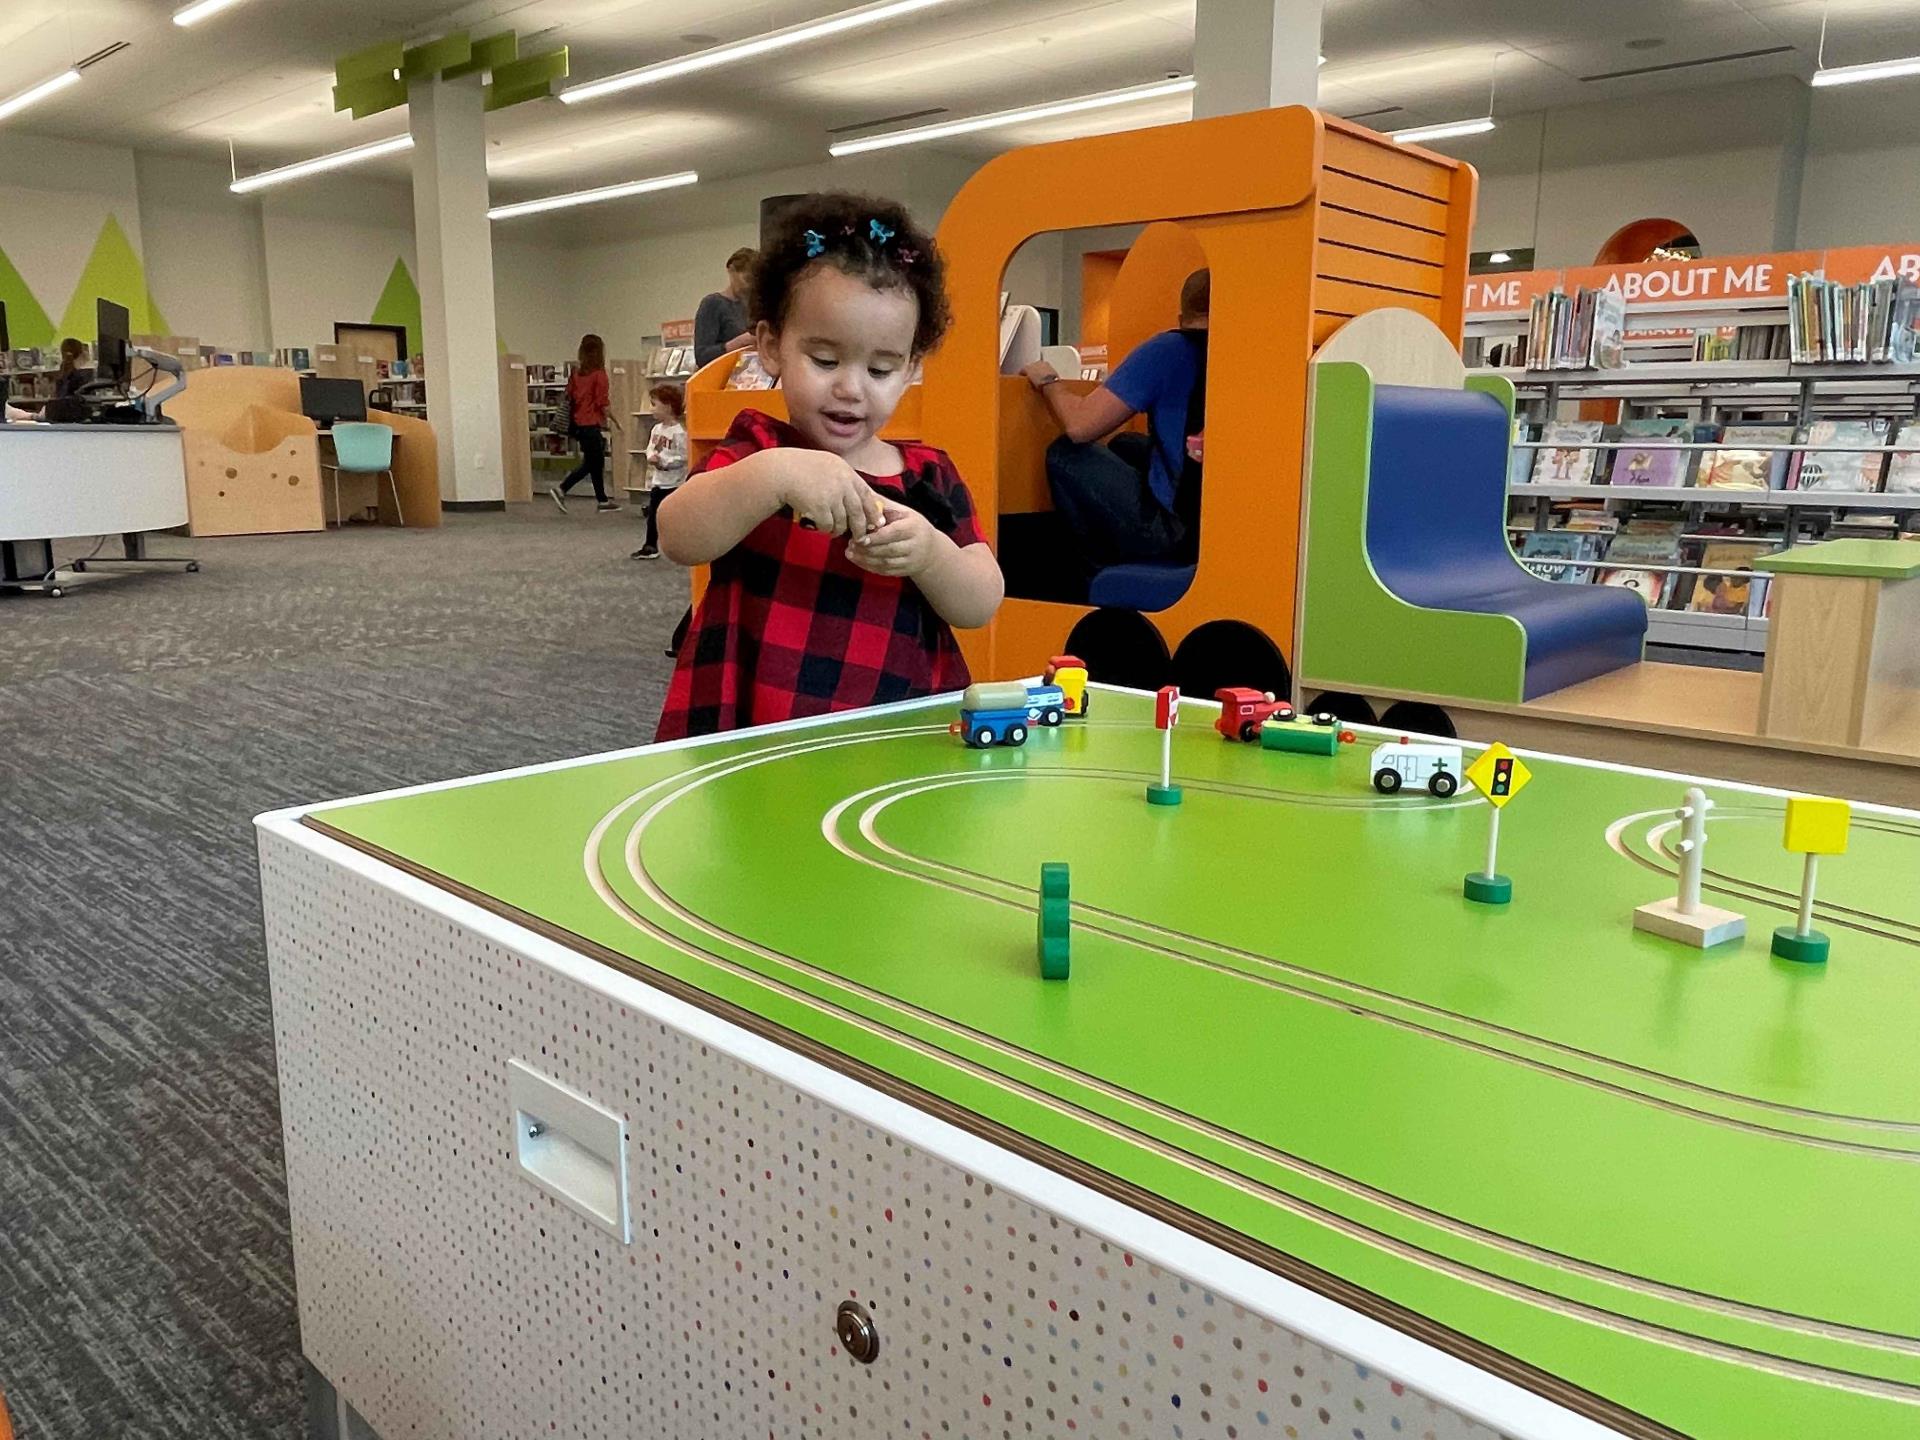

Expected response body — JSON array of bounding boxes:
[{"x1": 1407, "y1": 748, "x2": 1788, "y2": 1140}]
[
  {"x1": 803, "y1": 230, "x2": 826, "y2": 258},
  {"x1": 868, "y1": 219, "x2": 896, "y2": 245}
]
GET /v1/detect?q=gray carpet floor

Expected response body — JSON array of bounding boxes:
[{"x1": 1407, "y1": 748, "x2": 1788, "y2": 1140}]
[{"x1": 0, "y1": 507, "x2": 683, "y2": 1438}]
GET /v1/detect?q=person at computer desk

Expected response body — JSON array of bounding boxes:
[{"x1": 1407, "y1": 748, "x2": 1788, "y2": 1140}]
[
  {"x1": 1021, "y1": 268, "x2": 1209, "y2": 571},
  {"x1": 52, "y1": 338, "x2": 92, "y2": 399}
]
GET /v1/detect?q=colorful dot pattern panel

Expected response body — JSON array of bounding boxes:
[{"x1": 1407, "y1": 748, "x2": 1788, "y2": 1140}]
[{"x1": 261, "y1": 829, "x2": 1511, "y2": 1440}]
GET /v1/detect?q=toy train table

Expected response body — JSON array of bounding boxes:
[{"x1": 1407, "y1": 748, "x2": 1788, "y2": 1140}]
[{"x1": 258, "y1": 686, "x2": 1920, "y2": 1440}]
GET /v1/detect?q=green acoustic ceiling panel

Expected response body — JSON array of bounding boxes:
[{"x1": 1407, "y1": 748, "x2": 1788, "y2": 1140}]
[
  {"x1": 370, "y1": 259, "x2": 422, "y2": 358},
  {"x1": 333, "y1": 73, "x2": 408, "y2": 119},
  {"x1": 336, "y1": 40, "x2": 405, "y2": 83},
  {"x1": 404, "y1": 32, "x2": 471, "y2": 79},
  {"x1": 486, "y1": 48, "x2": 568, "y2": 111},
  {"x1": 0, "y1": 241, "x2": 56, "y2": 350},
  {"x1": 444, "y1": 31, "x2": 517, "y2": 81},
  {"x1": 58, "y1": 215, "x2": 156, "y2": 341}
]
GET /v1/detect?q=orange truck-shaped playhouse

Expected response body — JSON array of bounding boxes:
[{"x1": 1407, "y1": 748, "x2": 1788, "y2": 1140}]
[{"x1": 686, "y1": 106, "x2": 1476, "y2": 696}]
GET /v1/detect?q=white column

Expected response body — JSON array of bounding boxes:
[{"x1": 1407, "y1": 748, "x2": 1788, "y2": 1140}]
[
  {"x1": 1193, "y1": 0, "x2": 1323, "y2": 119},
  {"x1": 410, "y1": 72, "x2": 505, "y2": 506}
]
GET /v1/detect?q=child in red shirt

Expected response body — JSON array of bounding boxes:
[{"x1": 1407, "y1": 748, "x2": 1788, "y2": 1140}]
[{"x1": 653, "y1": 193, "x2": 1002, "y2": 739}]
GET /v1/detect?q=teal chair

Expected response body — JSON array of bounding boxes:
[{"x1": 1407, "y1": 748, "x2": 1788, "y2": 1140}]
[{"x1": 328, "y1": 421, "x2": 403, "y2": 527}]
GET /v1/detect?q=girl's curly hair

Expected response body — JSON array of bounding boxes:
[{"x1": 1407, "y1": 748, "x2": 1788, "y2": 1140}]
[{"x1": 750, "y1": 191, "x2": 951, "y2": 357}]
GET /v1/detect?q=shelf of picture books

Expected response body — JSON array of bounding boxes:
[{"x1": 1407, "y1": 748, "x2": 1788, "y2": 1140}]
[
  {"x1": 1466, "y1": 244, "x2": 1920, "y2": 370},
  {"x1": 644, "y1": 343, "x2": 700, "y2": 382},
  {"x1": 1511, "y1": 515, "x2": 1783, "y2": 653},
  {"x1": 527, "y1": 361, "x2": 577, "y2": 463}
]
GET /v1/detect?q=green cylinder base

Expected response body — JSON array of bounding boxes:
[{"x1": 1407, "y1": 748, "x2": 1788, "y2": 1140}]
[
  {"x1": 1464, "y1": 872, "x2": 1513, "y2": 905},
  {"x1": 1771, "y1": 926, "x2": 1830, "y2": 964},
  {"x1": 1146, "y1": 784, "x2": 1184, "y2": 806}
]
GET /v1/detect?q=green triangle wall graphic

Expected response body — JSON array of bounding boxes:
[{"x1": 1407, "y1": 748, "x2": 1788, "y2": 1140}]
[
  {"x1": 370, "y1": 258, "x2": 423, "y2": 357},
  {"x1": 58, "y1": 215, "x2": 156, "y2": 341},
  {"x1": 0, "y1": 241, "x2": 55, "y2": 350}
]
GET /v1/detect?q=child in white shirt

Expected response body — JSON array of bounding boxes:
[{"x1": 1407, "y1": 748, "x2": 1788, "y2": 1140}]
[{"x1": 633, "y1": 384, "x2": 687, "y2": 560}]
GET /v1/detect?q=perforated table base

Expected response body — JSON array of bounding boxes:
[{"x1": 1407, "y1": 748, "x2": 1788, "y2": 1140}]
[{"x1": 262, "y1": 822, "x2": 1516, "y2": 1440}]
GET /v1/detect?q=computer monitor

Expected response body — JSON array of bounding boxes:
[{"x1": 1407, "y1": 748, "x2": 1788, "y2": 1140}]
[
  {"x1": 95, "y1": 298, "x2": 131, "y2": 388},
  {"x1": 299, "y1": 375, "x2": 369, "y2": 429}
]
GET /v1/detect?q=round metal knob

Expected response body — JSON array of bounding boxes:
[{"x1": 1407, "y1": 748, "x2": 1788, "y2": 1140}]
[{"x1": 835, "y1": 1299, "x2": 879, "y2": 1364}]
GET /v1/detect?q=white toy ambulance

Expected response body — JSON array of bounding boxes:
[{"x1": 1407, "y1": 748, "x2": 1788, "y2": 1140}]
[{"x1": 1369, "y1": 737, "x2": 1463, "y2": 797}]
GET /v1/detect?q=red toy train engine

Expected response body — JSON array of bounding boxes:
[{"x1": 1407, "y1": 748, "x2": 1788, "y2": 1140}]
[{"x1": 1214, "y1": 687, "x2": 1294, "y2": 742}]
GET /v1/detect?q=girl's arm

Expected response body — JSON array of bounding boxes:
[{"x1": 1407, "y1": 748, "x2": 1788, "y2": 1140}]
[
  {"x1": 848, "y1": 502, "x2": 1004, "y2": 630},
  {"x1": 912, "y1": 538, "x2": 1004, "y2": 630},
  {"x1": 657, "y1": 447, "x2": 883, "y2": 565}
]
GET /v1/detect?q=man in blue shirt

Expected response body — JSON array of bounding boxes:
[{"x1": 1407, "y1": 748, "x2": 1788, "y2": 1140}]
[{"x1": 1023, "y1": 269, "x2": 1207, "y2": 570}]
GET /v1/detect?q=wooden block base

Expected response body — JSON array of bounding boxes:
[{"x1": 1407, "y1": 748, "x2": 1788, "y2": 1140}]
[{"x1": 1633, "y1": 897, "x2": 1747, "y2": 949}]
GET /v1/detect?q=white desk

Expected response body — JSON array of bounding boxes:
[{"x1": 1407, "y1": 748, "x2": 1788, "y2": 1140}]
[{"x1": 0, "y1": 423, "x2": 192, "y2": 596}]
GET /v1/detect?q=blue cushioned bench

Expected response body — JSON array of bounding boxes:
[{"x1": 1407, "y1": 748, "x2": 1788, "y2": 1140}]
[
  {"x1": 1366, "y1": 385, "x2": 1647, "y2": 701},
  {"x1": 1086, "y1": 562, "x2": 1197, "y2": 613}
]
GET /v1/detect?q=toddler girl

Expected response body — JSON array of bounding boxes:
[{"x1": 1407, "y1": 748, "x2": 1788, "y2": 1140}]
[{"x1": 654, "y1": 192, "x2": 1001, "y2": 739}]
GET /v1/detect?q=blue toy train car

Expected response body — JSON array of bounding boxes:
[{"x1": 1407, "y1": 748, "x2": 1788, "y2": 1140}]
[{"x1": 956, "y1": 680, "x2": 1067, "y2": 748}]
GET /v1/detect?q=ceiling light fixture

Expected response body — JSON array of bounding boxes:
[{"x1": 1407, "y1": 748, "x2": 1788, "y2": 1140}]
[
  {"x1": 829, "y1": 76, "x2": 1195, "y2": 156},
  {"x1": 0, "y1": 68, "x2": 80, "y2": 124},
  {"x1": 1488, "y1": 251, "x2": 1512, "y2": 263},
  {"x1": 173, "y1": 0, "x2": 252, "y2": 26},
  {"x1": 488, "y1": 170, "x2": 699, "y2": 220},
  {"x1": 562, "y1": 0, "x2": 958, "y2": 105},
  {"x1": 1389, "y1": 115, "x2": 1494, "y2": 144},
  {"x1": 229, "y1": 133, "x2": 414, "y2": 194},
  {"x1": 1811, "y1": 53, "x2": 1920, "y2": 86},
  {"x1": 1391, "y1": 48, "x2": 1502, "y2": 146},
  {"x1": 1809, "y1": 1, "x2": 1920, "y2": 87}
]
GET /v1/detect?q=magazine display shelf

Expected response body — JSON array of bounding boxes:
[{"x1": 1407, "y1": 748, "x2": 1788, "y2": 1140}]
[{"x1": 1485, "y1": 360, "x2": 1920, "y2": 656}]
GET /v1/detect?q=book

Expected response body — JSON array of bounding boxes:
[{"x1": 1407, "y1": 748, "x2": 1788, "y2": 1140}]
[
  {"x1": 724, "y1": 353, "x2": 777, "y2": 390},
  {"x1": 1518, "y1": 530, "x2": 1599, "y2": 584},
  {"x1": 1531, "y1": 421, "x2": 1603, "y2": 485},
  {"x1": 1608, "y1": 418, "x2": 1689, "y2": 487},
  {"x1": 1505, "y1": 421, "x2": 1536, "y2": 491},
  {"x1": 1791, "y1": 418, "x2": 1888, "y2": 493},
  {"x1": 1788, "y1": 273, "x2": 1920, "y2": 362},
  {"x1": 1597, "y1": 519, "x2": 1683, "y2": 608},
  {"x1": 1689, "y1": 540, "x2": 1770, "y2": 615},
  {"x1": 1589, "y1": 289, "x2": 1625, "y2": 369},
  {"x1": 1699, "y1": 424, "x2": 1791, "y2": 490}
]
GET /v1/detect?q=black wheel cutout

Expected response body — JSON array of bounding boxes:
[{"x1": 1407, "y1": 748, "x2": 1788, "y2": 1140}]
[
  {"x1": 1379, "y1": 701, "x2": 1457, "y2": 739},
  {"x1": 1170, "y1": 620, "x2": 1290, "y2": 701},
  {"x1": 1064, "y1": 609, "x2": 1172, "y2": 693},
  {"x1": 1430, "y1": 771, "x2": 1459, "y2": 798},
  {"x1": 1306, "y1": 692, "x2": 1378, "y2": 725},
  {"x1": 1373, "y1": 767, "x2": 1402, "y2": 794}
]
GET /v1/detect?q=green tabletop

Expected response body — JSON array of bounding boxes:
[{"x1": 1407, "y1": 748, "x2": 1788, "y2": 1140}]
[
  {"x1": 1752, "y1": 537, "x2": 1920, "y2": 579},
  {"x1": 306, "y1": 692, "x2": 1920, "y2": 1439}
]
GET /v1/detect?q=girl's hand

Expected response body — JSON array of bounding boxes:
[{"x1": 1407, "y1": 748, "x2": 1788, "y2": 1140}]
[
  {"x1": 778, "y1": 451, "x2": 885, "y2": 539},
  {"x1": 849, "y1": 501, "x2": 941, "y2": 579}
]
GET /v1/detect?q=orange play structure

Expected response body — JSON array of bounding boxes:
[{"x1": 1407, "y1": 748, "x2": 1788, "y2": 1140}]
[{"x1": 687, "y1": 105, "x2": 1476, "y2": 689}]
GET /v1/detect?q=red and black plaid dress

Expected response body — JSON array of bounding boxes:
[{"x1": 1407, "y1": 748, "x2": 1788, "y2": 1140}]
[{"x1": 654, "y1": 410, "x2": 983, "y2": 740}]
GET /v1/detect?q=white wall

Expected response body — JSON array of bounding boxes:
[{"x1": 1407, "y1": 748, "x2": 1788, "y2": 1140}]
[
  {"x1": 257, "y1": 173, "x2": 417, "y2": 352},
  {"x1": 134, "y1": 152, "x2": 270, "y2": 349},
  {"x1": 1463, "y1": 75, "x2": 1903, "y2": 268},
  {"x1": 0, "y1": 134, "x2": 146, "y2": 344},
  {"x1": 562, "y1": 148, "x2": 1058, "y2": 358}
]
